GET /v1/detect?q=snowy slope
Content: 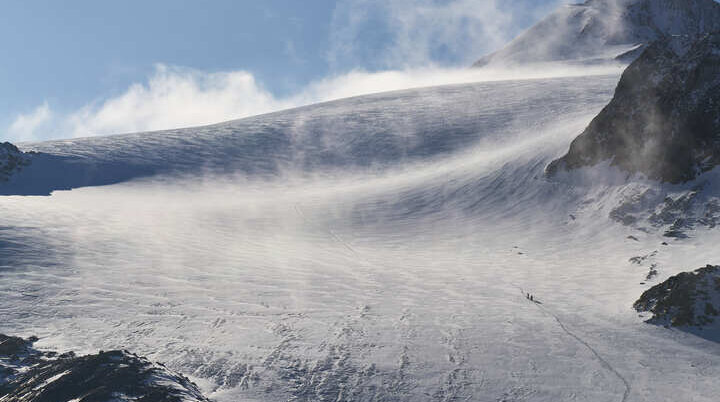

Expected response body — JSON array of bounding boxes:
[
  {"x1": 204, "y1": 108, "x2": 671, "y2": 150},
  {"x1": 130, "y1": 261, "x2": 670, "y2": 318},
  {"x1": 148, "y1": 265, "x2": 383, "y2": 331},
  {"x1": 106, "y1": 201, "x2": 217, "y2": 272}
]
[
  {"x1": 4, "y1": 75, "x2": 618, "y2": 195},
  {"x1": 1, "y1": 71, "x2": 720, "y2": 402},
  {"x1": 473, "y1": 0, "x2": 720, "y2": 67}
]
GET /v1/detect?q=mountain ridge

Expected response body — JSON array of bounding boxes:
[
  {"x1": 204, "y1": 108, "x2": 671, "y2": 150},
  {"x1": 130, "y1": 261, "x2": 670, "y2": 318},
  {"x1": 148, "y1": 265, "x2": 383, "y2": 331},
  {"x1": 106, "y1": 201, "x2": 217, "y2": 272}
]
[{"x1": 473, "y1": 0, "x2": 720, "y2": 67}]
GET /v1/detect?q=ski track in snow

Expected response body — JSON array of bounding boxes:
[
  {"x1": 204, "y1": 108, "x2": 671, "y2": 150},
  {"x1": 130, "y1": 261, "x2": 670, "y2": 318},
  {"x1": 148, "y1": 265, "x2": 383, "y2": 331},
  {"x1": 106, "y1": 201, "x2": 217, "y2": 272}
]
[
  {"x1": 295, "y1": 203, "x2": 359, "y2": 256},
  {"x1": 515, "y1": 286, "x2": 631, "y2": 402}
]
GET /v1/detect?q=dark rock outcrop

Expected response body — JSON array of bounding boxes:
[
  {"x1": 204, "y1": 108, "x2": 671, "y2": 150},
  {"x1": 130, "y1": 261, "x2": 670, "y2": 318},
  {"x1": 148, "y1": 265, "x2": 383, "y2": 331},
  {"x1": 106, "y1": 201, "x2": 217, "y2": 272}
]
[
  {"x1": 634, "y1": 265, "x2": 720, "y2": 328},
  {"x1": 0, "y1": 142, "x2": 30, "y2": 182},
  {"x1": 547, "y1": 32, "x2": 720, "y2": 183},
  {"x1": 0, "y1": 334, "x2": 210, "y2": 402}
]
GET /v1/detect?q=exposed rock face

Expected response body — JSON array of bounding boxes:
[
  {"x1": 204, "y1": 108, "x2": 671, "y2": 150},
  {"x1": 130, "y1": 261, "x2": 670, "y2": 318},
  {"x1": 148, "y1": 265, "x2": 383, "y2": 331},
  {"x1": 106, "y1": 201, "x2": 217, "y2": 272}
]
[
  {"x1": 634, "y1": 265, "x2": 720, "y2": 328},
  {"x1": 547, "y1": 32, "x2": 720, "y2": 183},
  {"x1": 0, "y1": 142, "x2": 30, "y2": 182},
  {"x1": 474, "y1": 0, "x2": 720, "y2": 67},
  {"x1": 0, "y1": 334, "x2": 210, "y2": 402}
]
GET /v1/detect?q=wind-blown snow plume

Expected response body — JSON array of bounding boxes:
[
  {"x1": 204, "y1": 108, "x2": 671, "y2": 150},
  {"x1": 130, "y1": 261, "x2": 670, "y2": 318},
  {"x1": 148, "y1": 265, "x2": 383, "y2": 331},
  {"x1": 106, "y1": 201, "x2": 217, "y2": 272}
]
[
  {"x1": 328, "y1": 0, "x2": 563, "y2": 70},
  {"x1": 473, "y1": 0, "x2": 720, "y2": 67},
  {"x1": 4, "y1": 73, "x2": 720, "y2": 402},
  {"x1": 7, "y1": 101, "x2": 52, "y2": 141},
  {"x1": 10, "y1": 62, "x2": 621, "y2": 141},
  {"x1": 69, "y1": 65, "x2": 283, "y2": 138}
]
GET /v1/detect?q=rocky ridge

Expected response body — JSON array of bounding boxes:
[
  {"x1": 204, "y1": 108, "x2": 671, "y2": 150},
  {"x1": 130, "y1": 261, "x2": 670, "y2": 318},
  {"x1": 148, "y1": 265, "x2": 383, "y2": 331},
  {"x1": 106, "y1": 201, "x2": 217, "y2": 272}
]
[{"x1": 547, "y1": 32, "x2": 720, "y2": 183}]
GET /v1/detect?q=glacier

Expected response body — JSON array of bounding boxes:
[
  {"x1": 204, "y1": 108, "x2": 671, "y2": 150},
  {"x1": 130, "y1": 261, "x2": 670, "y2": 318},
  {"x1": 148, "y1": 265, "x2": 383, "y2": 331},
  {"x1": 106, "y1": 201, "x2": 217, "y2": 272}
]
[{"x1": 1, "y1": 69, "x2": 720, "y2": 401}]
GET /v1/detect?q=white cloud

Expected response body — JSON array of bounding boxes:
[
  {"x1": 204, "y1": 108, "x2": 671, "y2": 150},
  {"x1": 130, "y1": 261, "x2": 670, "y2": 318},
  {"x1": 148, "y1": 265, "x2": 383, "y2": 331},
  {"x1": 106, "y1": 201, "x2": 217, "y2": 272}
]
[
  {"x1": 7, "y1": 101, "x2": 53, "y2": 141},
  {"x1": 69, "y1": 65, "x2": 288, "y2": 138}
]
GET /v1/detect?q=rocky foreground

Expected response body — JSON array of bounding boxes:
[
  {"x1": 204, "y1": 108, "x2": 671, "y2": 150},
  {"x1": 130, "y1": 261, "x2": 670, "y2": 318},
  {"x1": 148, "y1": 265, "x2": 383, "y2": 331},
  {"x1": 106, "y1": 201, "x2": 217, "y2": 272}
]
[
  {"x1": 547, "y1": 32, "x2": 720, "y2": 183},
  {"x1": 0, "y1": 334, "x2": 211, "y2": 402},
  {"x1": 634, "y1": 265, "x2": 720, "y2": 330}
]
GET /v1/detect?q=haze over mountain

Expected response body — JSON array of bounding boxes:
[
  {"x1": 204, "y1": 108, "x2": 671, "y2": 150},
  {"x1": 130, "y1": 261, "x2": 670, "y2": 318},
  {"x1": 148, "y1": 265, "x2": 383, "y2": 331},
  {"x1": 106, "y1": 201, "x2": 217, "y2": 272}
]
[{"x1": 474, "y1": 0, "x2": 720, "y2": 67}]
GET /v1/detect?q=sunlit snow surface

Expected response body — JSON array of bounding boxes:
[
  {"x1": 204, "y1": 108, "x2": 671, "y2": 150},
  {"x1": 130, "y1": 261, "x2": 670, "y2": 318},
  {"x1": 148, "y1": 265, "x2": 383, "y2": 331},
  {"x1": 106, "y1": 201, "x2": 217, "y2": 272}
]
[{"x1": 2, "y1": 75, "x2": 720, "y2": 401}]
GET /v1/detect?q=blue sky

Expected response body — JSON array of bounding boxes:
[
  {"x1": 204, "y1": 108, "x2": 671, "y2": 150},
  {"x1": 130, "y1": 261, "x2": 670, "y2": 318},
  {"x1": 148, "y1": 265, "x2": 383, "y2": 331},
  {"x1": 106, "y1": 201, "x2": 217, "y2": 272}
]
[{"x1": 1, "y1": 0, "x2": 563, "y2": 141}]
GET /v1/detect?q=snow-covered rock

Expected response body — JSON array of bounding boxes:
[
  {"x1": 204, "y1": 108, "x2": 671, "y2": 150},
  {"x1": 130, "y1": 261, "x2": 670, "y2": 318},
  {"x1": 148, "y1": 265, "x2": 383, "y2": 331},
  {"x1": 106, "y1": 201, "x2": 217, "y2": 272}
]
[
  {"x1": 0, "y1": 334, "x2": 210, "y2": 402},
  {"x1": 634, "y1": 265, "x2": 720, "y2": 329},
  {"x1": 609, "y1": 183, "x2": 720, "y2": 238},
  {"x1": 474, "y1": 0, "x2": 720, "y2": 67},
  {"x1": 547, "y1": 32, "x2": 720, "y2": 183}
]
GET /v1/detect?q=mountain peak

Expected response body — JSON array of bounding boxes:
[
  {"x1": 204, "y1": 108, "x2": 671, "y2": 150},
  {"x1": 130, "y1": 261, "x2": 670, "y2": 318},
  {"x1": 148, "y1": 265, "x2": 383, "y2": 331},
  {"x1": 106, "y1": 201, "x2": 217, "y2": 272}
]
[{"x1": 474, "y1": 0, "x2": 720, "y2": 67}]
